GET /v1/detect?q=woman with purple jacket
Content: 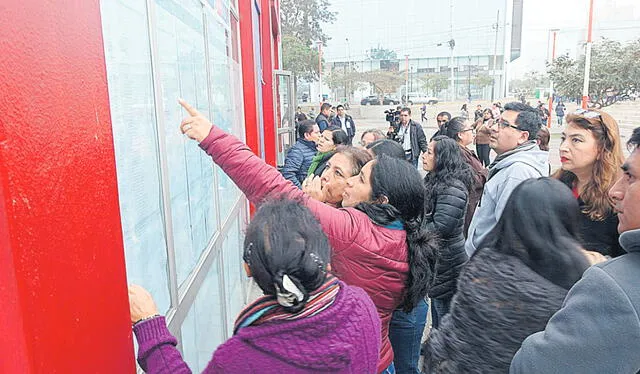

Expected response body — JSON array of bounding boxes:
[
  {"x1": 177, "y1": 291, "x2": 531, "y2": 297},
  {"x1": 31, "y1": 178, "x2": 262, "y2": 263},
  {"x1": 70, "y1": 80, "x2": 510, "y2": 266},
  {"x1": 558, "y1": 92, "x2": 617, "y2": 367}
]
[{"x1": 129, "y1": 199, "x2": 381, "y2": 373}]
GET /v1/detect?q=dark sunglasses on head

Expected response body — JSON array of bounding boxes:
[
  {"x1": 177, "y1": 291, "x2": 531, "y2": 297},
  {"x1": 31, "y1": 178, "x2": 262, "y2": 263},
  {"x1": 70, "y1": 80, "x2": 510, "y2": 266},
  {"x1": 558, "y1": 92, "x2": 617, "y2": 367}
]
[{"x1": 574, "y1": 108, "x2": 609, "y2": 140}]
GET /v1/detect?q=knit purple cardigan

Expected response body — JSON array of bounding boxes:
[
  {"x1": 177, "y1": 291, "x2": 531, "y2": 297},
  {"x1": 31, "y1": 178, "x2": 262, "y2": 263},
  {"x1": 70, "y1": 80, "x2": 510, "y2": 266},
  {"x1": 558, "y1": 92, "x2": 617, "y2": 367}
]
[{"x1": 133, "y1": 281, "x2": 381, "y2": 373}]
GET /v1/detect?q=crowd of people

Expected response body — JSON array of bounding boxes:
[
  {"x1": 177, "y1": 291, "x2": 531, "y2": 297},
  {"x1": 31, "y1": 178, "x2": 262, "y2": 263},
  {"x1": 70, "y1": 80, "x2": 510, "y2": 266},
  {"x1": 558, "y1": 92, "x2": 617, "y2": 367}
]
[{"x1": 126, "y1": 98, "x2": 640, "y2": 373}]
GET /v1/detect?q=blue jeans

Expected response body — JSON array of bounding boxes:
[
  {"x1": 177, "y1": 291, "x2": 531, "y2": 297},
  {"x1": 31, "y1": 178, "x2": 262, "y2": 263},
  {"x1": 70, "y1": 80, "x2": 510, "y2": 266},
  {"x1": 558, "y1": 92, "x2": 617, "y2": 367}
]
[
  {"x1": 431, "y1": 296, "x2": 452, "y2": 329},
  {"x1": 389, "y1": 299, "x2": 429, "y2": 374}
]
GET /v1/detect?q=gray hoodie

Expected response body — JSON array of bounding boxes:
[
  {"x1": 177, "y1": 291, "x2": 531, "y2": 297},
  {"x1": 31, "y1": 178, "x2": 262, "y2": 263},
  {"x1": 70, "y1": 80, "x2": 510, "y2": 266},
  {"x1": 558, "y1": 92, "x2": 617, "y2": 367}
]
[{"x1": 464, "y1": 143, "x2": 549, "y2": 256}]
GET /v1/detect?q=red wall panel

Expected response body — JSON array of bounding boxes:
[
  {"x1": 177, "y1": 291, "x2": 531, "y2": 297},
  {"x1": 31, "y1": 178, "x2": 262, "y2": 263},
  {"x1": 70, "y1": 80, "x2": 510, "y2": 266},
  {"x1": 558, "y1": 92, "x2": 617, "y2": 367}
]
[
  {"x1": 0, "y1": 1, "x2": 135, "y2": 372},
  {"x1": 238, "y1": 0, "x2": 260, "y2": 156}
]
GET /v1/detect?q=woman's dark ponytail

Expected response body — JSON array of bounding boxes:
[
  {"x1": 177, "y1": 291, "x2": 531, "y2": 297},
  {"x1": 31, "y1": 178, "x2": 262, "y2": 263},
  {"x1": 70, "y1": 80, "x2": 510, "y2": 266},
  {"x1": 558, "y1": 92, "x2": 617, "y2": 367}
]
[{"x1": 355, "y1": 156, "x2": 439, "y2": 311}]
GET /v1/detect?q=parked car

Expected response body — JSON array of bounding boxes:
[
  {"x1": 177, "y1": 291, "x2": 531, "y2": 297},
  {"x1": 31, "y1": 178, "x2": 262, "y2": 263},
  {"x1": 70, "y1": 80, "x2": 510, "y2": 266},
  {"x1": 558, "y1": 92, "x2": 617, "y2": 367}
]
[
  {"x1": 405, "y1": 92, "x2": 438, "y2": 105},
  {"x1": 360, "y1": 95, "x2": 382, "y2": 105},
  {"x1": 383, "y1": 96, "x2": 400, "y2": 105}
]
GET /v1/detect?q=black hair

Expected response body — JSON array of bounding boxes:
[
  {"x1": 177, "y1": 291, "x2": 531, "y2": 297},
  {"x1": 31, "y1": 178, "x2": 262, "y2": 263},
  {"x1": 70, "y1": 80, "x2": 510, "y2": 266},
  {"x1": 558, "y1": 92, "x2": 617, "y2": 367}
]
[
  {"x1": 401, "y1": 107, "x2": 412, "y2": 115},
  {"x1": 503, "y1": 102, "x2": 542, "y2": 140},
  {"x1": 297, "y1": 119, "x2": 316, "y2": 139},
  {"x1": 628, "y1": 127, "x2": 640, "y2": 150},
  {"x1": 354, "y1": 155, "x2": 438, "y2": 311},
  {"x1": 482, "y1": 108, "x2": 493, "y2": 118},
  {"x1": 327, "y1": 128, "x2": 349, "y2": 146},
  {"x1": 320, "y1": 102, "x2": 332, "y2": 112},
  {"x1": 366, "y1": 139, "x2": 406, "y2": 160},
  {"x1": 336, "y1": 104, "x2": 344, "y2": 110},
  {"x1": 461, "y1": 104, "x2": 467, "y2": 110},
  {"x1": 243, "y1": 198, "x2": 330, "y2": 313},
  {"x1": 424, "y1": 136, "x2": 474, "y2": 212},
  {"x1": 441, "y1": 116, "x2": 468, "y2": 142},
  {"x1": 477, "y1": 178, "x2": 589, "y2": 290},
  {"x1": 437, "y1": 111, "x2": 451, "y2": 120}
]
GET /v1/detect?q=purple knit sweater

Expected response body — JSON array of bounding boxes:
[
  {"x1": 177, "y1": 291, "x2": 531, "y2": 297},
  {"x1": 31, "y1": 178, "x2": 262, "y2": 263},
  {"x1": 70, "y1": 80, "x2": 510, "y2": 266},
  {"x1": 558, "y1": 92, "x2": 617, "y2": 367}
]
[{"x1": 134, "y1": 281, "x2": 381, "y2": 373}]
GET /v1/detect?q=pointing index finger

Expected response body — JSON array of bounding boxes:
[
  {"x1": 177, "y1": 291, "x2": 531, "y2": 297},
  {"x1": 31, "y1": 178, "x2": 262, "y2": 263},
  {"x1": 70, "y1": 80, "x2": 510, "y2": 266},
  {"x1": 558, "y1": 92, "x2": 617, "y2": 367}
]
[{"x1": 178, "y1": 98, "x2": 199, "y2": 116}]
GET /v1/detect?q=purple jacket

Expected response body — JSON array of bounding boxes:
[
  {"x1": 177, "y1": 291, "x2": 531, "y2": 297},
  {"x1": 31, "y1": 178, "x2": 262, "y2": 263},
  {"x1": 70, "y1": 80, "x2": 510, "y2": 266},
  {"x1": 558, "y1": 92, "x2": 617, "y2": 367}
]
[
  {"x1": 199, "y1": 126, "x2": 409, "y2": 372},
  {"x1": 134, "y1": 281, "x2": 381, "y2": 373}
]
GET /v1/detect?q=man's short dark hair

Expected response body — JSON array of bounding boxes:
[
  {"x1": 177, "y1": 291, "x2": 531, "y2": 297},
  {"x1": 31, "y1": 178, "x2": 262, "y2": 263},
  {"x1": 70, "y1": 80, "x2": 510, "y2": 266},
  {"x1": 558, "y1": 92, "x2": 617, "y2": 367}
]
[
  {"x1": 320, "y1": 103, "x2": 332, "y2": 112},
  {"x1": 336, "y1": 104, "x2": 344, "y2": 110},
  {"x1": 298, "y1": 119, "x2": 316, "y2": 139},
  {"x1": 503, "y1": 102, "x2": 542, "y2": 141},
  {"x1": 437, "y1": 111, "x2": 451, "y2": 120},
  {"x1": 400, "y1": 107, "x2": 411, "y2": 115},
  {"x1": 628, "y1": 127, "x2": 640, "y2": 150}
]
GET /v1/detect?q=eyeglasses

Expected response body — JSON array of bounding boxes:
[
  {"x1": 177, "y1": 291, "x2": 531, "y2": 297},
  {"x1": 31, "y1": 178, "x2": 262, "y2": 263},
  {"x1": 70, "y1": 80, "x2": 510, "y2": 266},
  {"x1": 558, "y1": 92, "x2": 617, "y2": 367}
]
[
  {"x1": 460, "y1": 128, "x2": 476, "y2": 134},
  {"x1": 495, "y1": 118, "x2": 522, "y2": 131}
]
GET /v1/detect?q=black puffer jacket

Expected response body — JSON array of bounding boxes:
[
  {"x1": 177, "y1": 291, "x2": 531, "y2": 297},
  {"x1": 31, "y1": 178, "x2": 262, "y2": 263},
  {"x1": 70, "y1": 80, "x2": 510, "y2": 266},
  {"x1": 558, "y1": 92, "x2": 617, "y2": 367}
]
[
  {"x1": 422, "y1": 248, "x2": 569, "y2": 374},
  {"x1": 423, "y1": 180, "x2": 469, "y2": 299}
]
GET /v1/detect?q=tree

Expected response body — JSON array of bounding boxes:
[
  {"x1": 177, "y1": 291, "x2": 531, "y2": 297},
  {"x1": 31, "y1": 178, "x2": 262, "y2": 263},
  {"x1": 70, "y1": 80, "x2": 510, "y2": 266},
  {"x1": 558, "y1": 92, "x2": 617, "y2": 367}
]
[
  {"x1": 547, "y1": 38, "x2": 640, "y2": 107},
  {"x1": 282, "y1": 34, "x2": 321, "y2": 82},
  {"x1": 360, "y1": 70, "x2": 404, "y2": 96},
  {"x1": 367, "y1": 46, "x2": 398, "y2": 60},
  {"x1": 509, "y1": 71, "x2": 549, "y2": 96},
  {"x1": 472, "y1": 74, "x2": 494, "y2": 90},
  {"x1": 280, "y1": 0, "x2": 336, "y2": 82},
  {"x1": 324, "y1": 66, "x2": 366, "y2": 100},
  {"x1": 280, "y1": 0, "x2": 336, "y2": 46},
  {"x1": 420, "y1": 74, "x2": 448, "y2": 95}
]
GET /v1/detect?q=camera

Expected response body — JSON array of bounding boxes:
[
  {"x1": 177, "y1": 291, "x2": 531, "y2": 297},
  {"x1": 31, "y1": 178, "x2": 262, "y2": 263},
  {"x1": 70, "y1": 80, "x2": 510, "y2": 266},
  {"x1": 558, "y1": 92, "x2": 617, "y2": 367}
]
[{"x1": 384, "y1": 108, "x2": 399, "y2": 124}]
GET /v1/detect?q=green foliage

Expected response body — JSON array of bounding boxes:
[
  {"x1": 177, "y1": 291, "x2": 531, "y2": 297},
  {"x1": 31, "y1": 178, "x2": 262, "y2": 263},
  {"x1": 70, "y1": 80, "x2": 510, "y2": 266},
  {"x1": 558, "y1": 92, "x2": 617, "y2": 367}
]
[
  {"x1": 280, "y1": 0, "x2": 336, "y2": 46},
  {"x1": 547, "y1": 38, "x2": 640, "y2": 107},
  {"x1": 509, "y1": 71, "x2": 549, "y2": 96},
  {"x1": 471, "y1": 74, "x2": 494, "y2": 89},
  {"x1": 420, "y1": 74, "x2": 448, "y2": 95},
  {"x1": 325, "y1": 66, "x2": 366, "y2": 95},
  {"x1": 280, "y1": 0, "x2": 336, "y2": 81},
  {"x1": 282, "y1": 34, "x2": 321, "y2": 81},
  {"x1": 360, "y1": 70, "x2": 404, "y2": 96}
]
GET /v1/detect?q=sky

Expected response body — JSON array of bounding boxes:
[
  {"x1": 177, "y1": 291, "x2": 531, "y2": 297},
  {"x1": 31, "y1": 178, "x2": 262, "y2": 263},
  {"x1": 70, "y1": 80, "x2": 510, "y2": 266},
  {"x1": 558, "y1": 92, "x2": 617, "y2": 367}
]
[{"x1": 320, "y1": 0, "x2": 640, "y2": 79}]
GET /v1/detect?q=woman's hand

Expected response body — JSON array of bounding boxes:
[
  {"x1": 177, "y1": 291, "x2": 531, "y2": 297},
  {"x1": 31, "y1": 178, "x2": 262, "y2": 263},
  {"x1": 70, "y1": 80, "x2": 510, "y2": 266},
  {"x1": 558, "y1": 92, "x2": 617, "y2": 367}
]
[
  {"x1": 179, "y1": 99, "x2": 213, "y2": 143},
  {"x1": 128, "y1": 284, "x2": 159, "y2": 324},
  {"x1": 302, "y1": 175, "x2": 325, "y2": 202},
  {"x1": 581, "y1": 249, "x2": 608, "y2": 266}
]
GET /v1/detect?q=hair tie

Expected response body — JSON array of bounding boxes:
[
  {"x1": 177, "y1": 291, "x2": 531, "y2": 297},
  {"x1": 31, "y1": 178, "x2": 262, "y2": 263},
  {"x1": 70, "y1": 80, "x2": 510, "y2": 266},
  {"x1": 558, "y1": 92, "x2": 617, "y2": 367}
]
[{"x1": 275, "y1": 274, "x2": 304, "y2": 307}]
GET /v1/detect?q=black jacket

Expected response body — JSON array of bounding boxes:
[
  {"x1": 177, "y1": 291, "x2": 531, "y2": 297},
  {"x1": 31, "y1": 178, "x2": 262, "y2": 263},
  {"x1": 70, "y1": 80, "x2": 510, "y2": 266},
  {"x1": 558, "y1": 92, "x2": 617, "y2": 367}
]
[
  {"x1": 423, "y1": 181, "x2": 469, "y2": 299},
  {"x1": 389, "y1": 120, "x2": 428, "y2": 160},
  {"x1": 315, "y1": 113, "x2": 330, "y2": 131},
  {"x1": 423, "y1": 248, "x2": 569, "y2": 374},
  {"x1": 330, "y1": 115, "x2": 356, "y2": 142}
]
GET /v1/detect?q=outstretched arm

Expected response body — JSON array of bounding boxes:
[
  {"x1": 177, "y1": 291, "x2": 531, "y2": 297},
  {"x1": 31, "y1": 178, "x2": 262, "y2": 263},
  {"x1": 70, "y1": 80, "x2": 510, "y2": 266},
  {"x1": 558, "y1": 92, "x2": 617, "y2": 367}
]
[{"x1": 178, "y1": 99, "x2": 359, "y2": 245}]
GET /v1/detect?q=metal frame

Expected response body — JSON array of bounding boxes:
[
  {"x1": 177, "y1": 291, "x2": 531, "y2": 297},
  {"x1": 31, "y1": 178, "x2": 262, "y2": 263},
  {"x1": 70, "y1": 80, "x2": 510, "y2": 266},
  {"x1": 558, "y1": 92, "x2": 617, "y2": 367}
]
[
  {"x1": 110, "y1": 2, "x2": 251, "y2": 372},
  {"x1": 273, "y1": 69, "x2": 296, "y2": 167}
]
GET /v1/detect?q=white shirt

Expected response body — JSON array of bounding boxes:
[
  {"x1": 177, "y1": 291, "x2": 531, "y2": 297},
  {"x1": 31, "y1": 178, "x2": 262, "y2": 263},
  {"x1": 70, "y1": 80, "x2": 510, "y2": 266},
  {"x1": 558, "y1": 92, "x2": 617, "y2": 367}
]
[{"x1": 398, "y1": 123, "x2": 411, "y2": 151}]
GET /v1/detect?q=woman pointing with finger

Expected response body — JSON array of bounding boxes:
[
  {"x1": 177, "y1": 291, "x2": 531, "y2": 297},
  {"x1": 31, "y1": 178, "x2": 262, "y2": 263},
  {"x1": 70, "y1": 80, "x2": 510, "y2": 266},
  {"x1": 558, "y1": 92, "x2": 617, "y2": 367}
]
[{"x1": 173, "y1": 99, "x2": 438, "y2": 373}]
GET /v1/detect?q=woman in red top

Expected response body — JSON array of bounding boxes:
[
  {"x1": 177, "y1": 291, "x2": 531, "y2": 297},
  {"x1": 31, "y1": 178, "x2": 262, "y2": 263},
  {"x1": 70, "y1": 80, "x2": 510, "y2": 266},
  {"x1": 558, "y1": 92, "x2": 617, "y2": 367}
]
[{"x1": 178, "y1": 99, "x2": 437, "y2": 373}]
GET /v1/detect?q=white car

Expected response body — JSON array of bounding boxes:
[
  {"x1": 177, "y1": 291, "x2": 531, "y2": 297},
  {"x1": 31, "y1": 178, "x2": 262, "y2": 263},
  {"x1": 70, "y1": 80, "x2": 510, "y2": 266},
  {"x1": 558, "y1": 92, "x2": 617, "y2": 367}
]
[{"x1": 406, "y1": 92, "x2": 438, "y2": 105}]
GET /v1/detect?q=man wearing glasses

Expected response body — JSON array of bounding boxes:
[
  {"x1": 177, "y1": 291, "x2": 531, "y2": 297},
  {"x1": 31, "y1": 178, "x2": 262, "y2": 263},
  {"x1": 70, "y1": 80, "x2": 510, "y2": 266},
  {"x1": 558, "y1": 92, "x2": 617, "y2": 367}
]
[{"x1": 465, "y1": 102, "x2": 549, "y2": 256}]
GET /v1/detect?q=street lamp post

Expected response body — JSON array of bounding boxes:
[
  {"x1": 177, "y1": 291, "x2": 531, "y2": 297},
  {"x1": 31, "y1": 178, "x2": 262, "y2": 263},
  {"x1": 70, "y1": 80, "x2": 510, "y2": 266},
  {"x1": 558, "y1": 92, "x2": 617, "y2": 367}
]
[
  {"x1": 582, "y1": 0, "x2": 594, "y2": 109},
  {"x1": 491, "y1": 10, "x2": 500, "y2": 102},
  {"x1": 548, "y1": 29, "x2": 559, "y2": 128},
  {"x1": 345, "y1": 38, "x2": 350, "y2": 104},
  {"x1": 317, "y1": 41, "x2": 323, "y2": 103}
]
